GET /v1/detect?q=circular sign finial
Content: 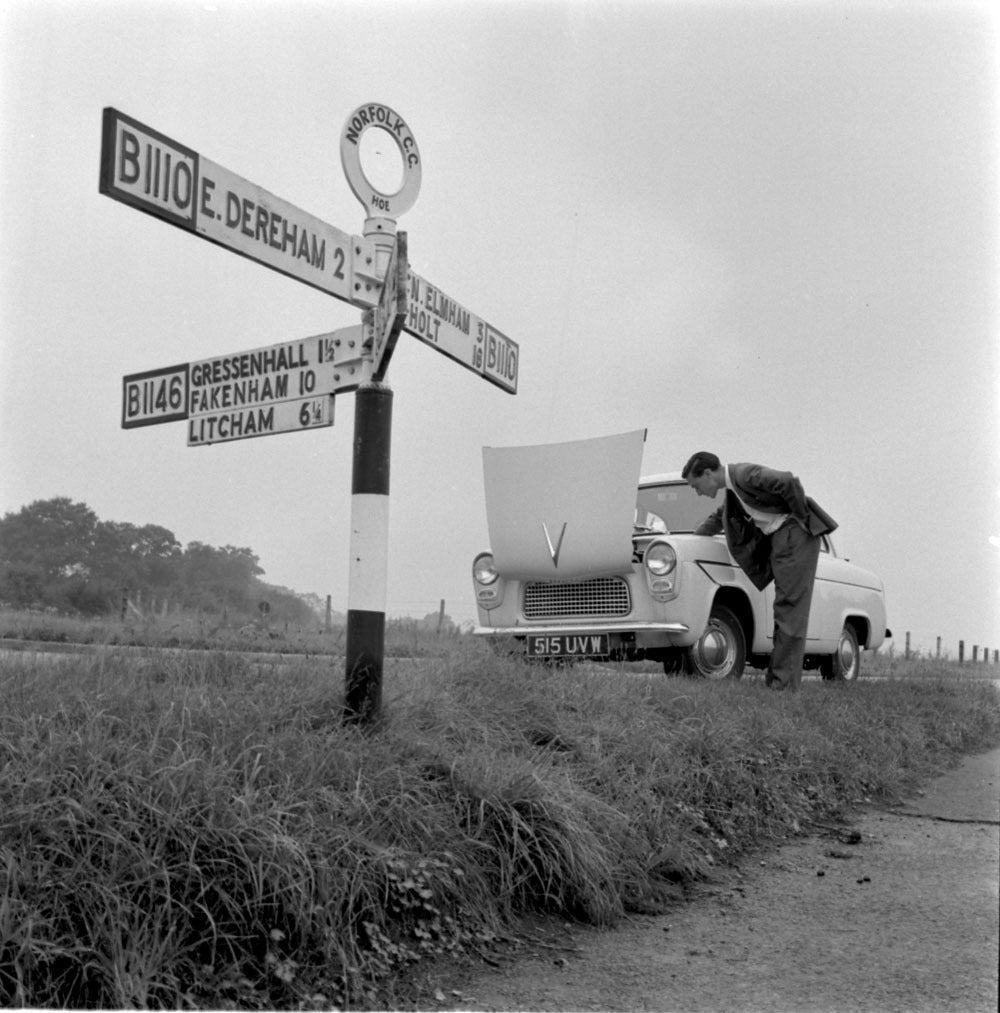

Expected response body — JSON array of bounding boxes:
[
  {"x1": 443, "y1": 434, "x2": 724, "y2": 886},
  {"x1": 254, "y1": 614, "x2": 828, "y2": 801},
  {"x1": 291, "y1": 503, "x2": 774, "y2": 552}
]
[{"x1": 340, "y1": 103, "x2": 421, "y2": 219}]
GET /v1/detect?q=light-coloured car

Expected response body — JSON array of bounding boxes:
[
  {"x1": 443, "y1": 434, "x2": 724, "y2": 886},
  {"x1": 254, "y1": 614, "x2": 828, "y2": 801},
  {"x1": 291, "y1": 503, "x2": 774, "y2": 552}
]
[{"x1": 472, "y1": 432, "x2": 890, "y2": 680}]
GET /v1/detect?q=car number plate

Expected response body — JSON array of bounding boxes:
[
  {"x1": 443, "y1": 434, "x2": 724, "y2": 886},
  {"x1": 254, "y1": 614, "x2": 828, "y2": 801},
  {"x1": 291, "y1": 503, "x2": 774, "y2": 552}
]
[{"x1": 526, "y1": 634, "x2": 610, "y2": 658}]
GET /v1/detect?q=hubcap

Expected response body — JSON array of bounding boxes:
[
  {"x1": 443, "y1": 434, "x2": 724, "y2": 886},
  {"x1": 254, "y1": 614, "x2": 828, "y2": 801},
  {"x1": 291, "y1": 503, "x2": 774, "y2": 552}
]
[
  {"x1": 695, "y1": 622, "x2": 735, "y2": 677},
  {"x1": 839, "y1": 636, "x2": 858, "y2": 678}
]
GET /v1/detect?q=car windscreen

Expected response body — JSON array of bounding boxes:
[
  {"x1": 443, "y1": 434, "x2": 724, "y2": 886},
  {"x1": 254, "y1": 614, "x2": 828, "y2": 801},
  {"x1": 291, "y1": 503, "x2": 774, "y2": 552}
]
[{"x1": 635, "y1": 483, "x2": 713, "y2": 534}]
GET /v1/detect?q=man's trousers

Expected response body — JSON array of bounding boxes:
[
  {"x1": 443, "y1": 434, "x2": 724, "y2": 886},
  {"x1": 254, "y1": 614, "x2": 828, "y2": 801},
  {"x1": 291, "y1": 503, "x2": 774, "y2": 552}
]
[{"x1": 766, "y1": 521, "x2": 822, "y2": 690}]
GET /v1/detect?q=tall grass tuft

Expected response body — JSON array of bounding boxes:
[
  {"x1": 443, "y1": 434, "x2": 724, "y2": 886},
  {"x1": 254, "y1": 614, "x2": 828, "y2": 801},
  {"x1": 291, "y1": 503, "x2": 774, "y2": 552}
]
[{"x1": 2, "y1": 641, "x2": 999, "y2": 1008}]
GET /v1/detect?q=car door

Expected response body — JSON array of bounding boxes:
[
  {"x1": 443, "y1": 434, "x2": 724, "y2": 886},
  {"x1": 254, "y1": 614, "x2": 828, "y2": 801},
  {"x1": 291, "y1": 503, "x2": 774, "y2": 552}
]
[
  {"x1": 755, "y1": 537, "x2": 840, "y2": 650},
  {"x1": 807, "y1": 536, "x2": 849, "y2": 649}
]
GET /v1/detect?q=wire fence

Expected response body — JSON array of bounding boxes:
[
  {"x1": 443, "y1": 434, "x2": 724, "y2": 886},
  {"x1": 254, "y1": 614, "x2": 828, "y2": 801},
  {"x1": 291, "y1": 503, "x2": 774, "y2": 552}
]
[{"x1": 892, "y1": 633, "x2": 998, "y2": 665}]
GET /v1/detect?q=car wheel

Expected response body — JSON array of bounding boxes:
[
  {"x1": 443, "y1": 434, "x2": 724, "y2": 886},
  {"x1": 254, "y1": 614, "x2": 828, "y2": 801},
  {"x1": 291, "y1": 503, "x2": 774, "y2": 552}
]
[
  {"x1": 821, "y1": 624, "x2": 861, "y2": 681},
  {"x1": 683, "y1": 603, "x2": 746, "y2": 680}
]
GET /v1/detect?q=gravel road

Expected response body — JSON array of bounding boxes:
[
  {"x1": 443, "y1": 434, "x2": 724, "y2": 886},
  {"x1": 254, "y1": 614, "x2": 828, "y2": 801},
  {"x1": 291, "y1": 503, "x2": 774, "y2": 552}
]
[{"x1": 432, "y1": 746, "x2": 1000, "y2": 1013}]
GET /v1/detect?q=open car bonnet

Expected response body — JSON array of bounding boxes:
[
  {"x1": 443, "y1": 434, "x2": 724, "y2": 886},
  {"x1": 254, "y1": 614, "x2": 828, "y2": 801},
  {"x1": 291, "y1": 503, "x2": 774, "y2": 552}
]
[{"x1": 482, "y1": 429, "x2": 646, "y2": 580}]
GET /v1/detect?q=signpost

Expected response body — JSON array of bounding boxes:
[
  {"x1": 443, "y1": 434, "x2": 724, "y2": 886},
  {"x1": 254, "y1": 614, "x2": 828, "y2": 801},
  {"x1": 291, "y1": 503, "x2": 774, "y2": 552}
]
[
  {"x1": 371, "y1": 233, "x2": 409, "y2": 381},
  {"x1": 99, "y1": 108, "x2": 382, "y2": 307},
  {"x1": 122, "y1": 327, "x2": 370, "y2": 431},
  {"x1": 121, "y1": 363, "x2": 189, "y2": 428},
  {"x1": 187, "y1": 395, "x2": 333, "y2": 447},
  {"x1": 405, "y1": 270, "x2": 518, "y2": 394},
  {"x1": 105, "y1": 101, "x2": 521, "y2": 726}
]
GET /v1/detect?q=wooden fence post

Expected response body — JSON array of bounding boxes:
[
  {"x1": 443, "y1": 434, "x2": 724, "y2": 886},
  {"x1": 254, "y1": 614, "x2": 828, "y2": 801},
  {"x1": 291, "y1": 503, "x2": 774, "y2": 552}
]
[
  {"x1": 935, "y1": 636, "x2": 941, "y2": 659},
  {"x1": 958, "y1": 640, "x2": 965, "y2": 664}
]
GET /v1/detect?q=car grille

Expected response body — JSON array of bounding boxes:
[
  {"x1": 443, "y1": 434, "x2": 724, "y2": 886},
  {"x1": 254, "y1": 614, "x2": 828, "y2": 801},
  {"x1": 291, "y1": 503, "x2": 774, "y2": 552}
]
[{"x1": 523, "y1": 577, "x2": 631, "y2": 619}]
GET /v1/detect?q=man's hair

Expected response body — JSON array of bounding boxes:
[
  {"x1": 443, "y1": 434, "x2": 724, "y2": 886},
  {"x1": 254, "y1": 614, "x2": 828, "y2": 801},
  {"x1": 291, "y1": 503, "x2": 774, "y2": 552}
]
[{"x1": 681, "y1": 451, "x2": 720, "y2": 480}]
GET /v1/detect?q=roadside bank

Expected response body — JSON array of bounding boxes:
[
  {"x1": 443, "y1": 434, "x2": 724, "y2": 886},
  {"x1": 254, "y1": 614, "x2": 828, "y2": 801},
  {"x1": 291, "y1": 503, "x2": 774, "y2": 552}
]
[{"x1": 430, "y1": 746, "x2": 1000, "y2": 1013}]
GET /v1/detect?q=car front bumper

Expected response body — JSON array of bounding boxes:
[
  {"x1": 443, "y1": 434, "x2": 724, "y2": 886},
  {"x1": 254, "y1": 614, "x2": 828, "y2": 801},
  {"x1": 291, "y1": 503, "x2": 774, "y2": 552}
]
[{"x1": 473, "y1": 621, "x2": 690, "y2": 637}]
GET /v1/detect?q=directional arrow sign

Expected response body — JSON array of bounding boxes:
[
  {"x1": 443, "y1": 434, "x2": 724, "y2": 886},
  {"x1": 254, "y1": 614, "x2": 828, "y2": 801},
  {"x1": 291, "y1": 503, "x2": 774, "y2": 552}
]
[
  {"x1": 404, "y1": 270, "x2": 519, "y2": 394},
  {"x1": 121, "y1": 363, "x2": 190, "y2": 428},
  {"x1": 187, "y1": 395, "x2": 333, "y2": 447},
  {"x1": 99, "y1": 107, "x2": 381, "y2": 307},
  {"x1": 122, "y1": 328, "x2": 371, "y2": 432},
  {"x1": 371, "y1": 232, "x2": 408, "y2": 381},
  {"x1": 186, "y1": 330, "x2": 369, "y2": 414}
]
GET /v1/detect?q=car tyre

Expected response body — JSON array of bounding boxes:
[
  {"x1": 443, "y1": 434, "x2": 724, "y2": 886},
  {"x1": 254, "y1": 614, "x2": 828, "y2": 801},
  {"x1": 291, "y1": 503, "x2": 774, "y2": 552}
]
[
  {"x1": 682, "y1": 603, "x2": 746, "y2": 680},
  {"x1": 820, "y1": 624, "x2": 861, "y2": 681}
]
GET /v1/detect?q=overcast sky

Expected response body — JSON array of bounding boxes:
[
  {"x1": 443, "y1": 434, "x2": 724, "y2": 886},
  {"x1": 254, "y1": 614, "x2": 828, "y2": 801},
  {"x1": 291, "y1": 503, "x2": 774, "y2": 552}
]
[{"x1": 2, "y1": 0, "x2": 997, "y2": 655}]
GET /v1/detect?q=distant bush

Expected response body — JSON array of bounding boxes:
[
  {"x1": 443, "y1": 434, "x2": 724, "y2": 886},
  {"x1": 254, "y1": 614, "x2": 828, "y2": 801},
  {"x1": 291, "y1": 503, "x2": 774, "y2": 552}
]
[{"x1": 0, "y1": 496, "x2": 317, "y2": 623}]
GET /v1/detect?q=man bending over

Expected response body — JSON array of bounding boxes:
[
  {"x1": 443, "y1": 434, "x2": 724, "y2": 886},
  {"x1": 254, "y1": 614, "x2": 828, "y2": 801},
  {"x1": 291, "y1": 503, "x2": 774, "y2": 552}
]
[{"x1": 682, "y1": 452, "x2": 837, "y2": 690}]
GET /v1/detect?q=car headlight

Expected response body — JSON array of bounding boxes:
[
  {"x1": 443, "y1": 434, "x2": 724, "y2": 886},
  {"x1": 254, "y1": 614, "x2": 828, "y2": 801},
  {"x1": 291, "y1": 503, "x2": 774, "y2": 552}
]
[
  {"x1": 473, "y1": 552, "x2": 499, "y2": 585},
  {"x1": 644, "y1": 540, "x2": 677, "y2": 576}
]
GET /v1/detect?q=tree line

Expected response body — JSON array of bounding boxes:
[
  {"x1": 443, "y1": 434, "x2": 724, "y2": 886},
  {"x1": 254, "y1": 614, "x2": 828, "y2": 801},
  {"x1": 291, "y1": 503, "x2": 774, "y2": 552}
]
[{"x1": 0, "y1": 497, "x2": 317, "y2": 624}]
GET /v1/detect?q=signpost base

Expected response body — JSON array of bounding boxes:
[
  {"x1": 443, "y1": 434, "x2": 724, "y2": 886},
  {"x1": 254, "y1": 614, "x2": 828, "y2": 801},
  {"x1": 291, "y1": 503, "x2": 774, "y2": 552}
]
[
  {"x1": 344, "y1": 381, "x2": 393, "y2": 725},
  {"x1": 344, "y1": 609, "x2": 386, "y2": 725}
]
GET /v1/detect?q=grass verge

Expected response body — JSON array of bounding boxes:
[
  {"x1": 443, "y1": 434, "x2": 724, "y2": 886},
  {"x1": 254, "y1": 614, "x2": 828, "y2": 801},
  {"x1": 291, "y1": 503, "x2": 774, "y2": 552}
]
[
  {"x1": 2, "y1": 642, "x2": 998, "y2": 1008},
  {"x1": 0, "y1": 607, "x2": 458, "y2": 658}
]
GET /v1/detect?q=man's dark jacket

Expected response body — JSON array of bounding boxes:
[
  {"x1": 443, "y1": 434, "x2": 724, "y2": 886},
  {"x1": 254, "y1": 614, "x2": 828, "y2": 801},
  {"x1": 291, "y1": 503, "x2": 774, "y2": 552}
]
[{"x1": 693, "y1": 463, "x2": 838, "y2": 591}]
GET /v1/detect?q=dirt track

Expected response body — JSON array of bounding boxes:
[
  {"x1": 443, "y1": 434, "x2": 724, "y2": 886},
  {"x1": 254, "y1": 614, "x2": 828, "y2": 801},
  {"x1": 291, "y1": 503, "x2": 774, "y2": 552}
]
[{"x1": 430, "y1": 746, "x2": 1000, "y2": 1013}]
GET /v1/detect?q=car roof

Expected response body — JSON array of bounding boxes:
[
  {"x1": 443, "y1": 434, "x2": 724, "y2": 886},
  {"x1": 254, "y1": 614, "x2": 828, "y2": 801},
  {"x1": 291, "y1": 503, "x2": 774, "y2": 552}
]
[{"x1": 638, "y1": 471, "x2": 685, "y2": 487}]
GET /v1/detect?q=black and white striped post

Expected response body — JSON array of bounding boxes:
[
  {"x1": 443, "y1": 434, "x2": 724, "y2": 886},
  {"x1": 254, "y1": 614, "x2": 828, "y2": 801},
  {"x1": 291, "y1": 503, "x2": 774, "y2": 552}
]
[
  {"x1": 339, "y1": 104, "x2": 421, "y2": 725},
  {"x1": 341, "y1": 219, "x2": 398, "y2": 727},
  {"x1": 344, "y1": 375, "x2": 393, "y2": 724}
]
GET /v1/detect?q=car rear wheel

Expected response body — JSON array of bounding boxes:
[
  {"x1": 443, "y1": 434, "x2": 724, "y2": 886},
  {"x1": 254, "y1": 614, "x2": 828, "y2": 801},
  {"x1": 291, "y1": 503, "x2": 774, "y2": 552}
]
[
  {"x1": 682, "y1": 603, "x2": 746, "y2": 680},
  {"x1": 821, "y1": 624, "x2": 861, "y2": 681}
]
